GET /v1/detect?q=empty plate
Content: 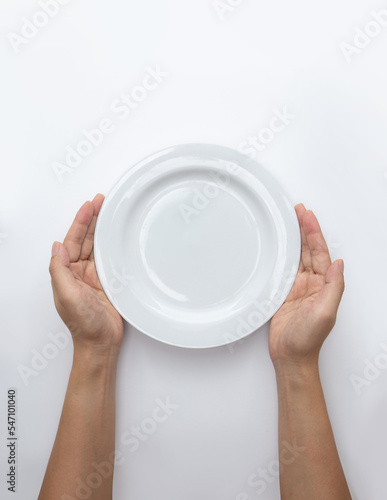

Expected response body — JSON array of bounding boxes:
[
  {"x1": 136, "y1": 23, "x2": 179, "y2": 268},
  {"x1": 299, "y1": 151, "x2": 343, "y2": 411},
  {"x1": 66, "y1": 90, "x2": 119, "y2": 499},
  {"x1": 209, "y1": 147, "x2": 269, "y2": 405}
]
[{"x1": 94, "y1": 144, "x2": 301, "y2": 348}]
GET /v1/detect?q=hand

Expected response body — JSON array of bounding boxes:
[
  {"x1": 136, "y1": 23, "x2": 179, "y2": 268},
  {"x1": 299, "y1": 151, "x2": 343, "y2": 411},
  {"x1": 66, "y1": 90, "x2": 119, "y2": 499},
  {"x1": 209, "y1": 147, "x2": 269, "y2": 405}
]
[
  {"x1": 269, "y1": 204, "x2": 345, "y2": 370},
  {"x1": 49, "y1": 194, "x2": 124, "y2": 356}
]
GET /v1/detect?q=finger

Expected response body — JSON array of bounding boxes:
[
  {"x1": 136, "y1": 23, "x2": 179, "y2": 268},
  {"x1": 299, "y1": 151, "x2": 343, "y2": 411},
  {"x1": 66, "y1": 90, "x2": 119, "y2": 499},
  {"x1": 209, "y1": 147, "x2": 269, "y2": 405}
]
[
  {"x1": 318, "y1": 259, "x2": 345, "y2": 318},
  {"x1": 295, "y1": 203, "x2": 310, "y2": 273},
  {"x1": 49, "y1": 242, "x2": 76, "y2": 302},
  {"x1": 294, "y1": 204, "x2": 306, "y2": 273},
  {"x1": 303, "y1": 210, "x2": 332, "y2": 275},
  {"x1": 88, "y1": 194, "x2": 105, "y2": 263},
  {"x1": 80, "y1": 193, "x2": 105, "y2": 260},
  {"x1": 63, "y1": 201, "x2": 94, "y2": 262},
  {"x1": 92, "y1": 193, "x2": 105, "y2": 215}
]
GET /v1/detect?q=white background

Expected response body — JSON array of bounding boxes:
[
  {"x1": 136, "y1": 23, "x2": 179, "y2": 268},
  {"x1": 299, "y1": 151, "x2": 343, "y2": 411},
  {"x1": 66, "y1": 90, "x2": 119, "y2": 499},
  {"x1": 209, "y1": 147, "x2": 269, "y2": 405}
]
[{"x1": 1, "y1": 1, "x2": 387, "y2": 499}]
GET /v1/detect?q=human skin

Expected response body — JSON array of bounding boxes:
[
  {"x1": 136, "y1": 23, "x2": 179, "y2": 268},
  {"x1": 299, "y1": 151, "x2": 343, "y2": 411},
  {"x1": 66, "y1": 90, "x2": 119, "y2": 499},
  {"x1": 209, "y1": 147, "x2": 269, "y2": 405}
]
[
  {"x1": 38, "y1": 194, "x2": 123, "y2": 500},
  {"x1": 269, "y1": 204, "x2": 352, "y2": 500},
  {"x1": 38, "y1": 196, "x2": 351, "y2": 500}
]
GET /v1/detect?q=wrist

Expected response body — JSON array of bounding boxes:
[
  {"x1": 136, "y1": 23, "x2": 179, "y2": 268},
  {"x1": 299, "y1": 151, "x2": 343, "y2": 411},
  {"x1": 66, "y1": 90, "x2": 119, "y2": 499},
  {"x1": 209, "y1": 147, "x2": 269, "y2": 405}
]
[
  {"x1": 273, "y1": 357, "x2": 320, "y2": 384},
  {"x1": 66, "y1": 344, "x2": 119, "y2": 409},
  {"x1": 72, "y1": 342, "x2": 120, "y2": 372}
]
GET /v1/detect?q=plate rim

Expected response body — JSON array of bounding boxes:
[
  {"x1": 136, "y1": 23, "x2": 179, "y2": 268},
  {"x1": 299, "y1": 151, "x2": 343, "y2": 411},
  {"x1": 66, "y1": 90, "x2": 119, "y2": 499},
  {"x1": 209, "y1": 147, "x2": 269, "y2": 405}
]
[{"x1": 94, "y1": 143, "x2": 301, "y2": 349}]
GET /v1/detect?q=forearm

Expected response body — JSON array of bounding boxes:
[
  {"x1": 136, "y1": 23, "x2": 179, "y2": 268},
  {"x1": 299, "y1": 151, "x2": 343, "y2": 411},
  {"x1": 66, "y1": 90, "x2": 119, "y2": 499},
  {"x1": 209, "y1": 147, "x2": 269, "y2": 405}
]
[
  {"x1": 38, "y1": 346, "x2": 119, "y2": 500},
  {"x1": 275, "y1": 361, "x2": 351, "y2": 500}
]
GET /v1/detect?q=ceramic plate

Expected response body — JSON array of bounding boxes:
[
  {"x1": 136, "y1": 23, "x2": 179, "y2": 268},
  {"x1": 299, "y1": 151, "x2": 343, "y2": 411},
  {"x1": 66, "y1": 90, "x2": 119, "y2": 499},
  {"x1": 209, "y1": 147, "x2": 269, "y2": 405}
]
[{"x1": 94, "y1": 144, "x2": 301, "y2": 348}]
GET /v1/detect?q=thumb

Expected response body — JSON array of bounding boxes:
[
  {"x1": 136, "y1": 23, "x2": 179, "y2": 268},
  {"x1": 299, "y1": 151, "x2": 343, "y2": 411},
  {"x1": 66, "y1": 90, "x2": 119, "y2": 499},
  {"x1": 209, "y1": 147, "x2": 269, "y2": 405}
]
[
  {"x1": 320, "y1": 259, "x2": 345, "y2": 313},
  {"x1": 49, "y1": 242, "x2": 74, "y2": 298}
]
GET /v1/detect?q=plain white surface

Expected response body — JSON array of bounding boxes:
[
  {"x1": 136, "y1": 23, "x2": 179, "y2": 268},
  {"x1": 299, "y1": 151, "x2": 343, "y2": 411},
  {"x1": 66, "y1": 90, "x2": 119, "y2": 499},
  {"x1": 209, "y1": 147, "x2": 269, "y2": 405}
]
[
  {"x1": 1, "y1": 1, "x2": 387, "y2": 499},
  {"x1": 94, "y1": 143, "x2": 301, "y2": 348}
]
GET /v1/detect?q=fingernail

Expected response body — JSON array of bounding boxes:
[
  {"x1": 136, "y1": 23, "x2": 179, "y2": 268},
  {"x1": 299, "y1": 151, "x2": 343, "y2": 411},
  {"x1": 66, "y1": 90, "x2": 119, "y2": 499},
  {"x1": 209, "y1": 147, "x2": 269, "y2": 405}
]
[
  {"x1": 338, "y1": 259, "x2": 344, "y2": 273},
  {"x1": 52, "y1": 241, "x2": 60, "y2": 257}
]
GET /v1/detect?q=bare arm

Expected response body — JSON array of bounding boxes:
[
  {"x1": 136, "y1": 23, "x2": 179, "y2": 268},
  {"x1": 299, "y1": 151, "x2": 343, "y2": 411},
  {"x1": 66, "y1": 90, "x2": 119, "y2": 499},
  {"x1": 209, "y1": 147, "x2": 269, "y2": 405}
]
[
  {"x1": 269, "y1": 205, "x2": 351, "y2": 500},
  {"x1": 39, "y1": 194, "x2": 123, "y2": 500}
]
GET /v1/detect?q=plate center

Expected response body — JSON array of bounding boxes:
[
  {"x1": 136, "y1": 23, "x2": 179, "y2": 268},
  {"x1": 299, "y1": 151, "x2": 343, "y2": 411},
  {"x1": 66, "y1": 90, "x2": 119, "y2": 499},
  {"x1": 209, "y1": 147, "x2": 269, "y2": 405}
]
[{"x1": 138, "y1": 181, "x2": 260, "y2": 308}]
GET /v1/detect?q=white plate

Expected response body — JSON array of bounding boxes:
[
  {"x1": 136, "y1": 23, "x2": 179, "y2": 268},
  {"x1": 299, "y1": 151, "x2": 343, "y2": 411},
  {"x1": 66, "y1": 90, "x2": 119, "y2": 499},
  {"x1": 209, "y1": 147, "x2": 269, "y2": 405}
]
[{"x1": 94, "y1": 144, "x2": 301, "y2": 348}]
